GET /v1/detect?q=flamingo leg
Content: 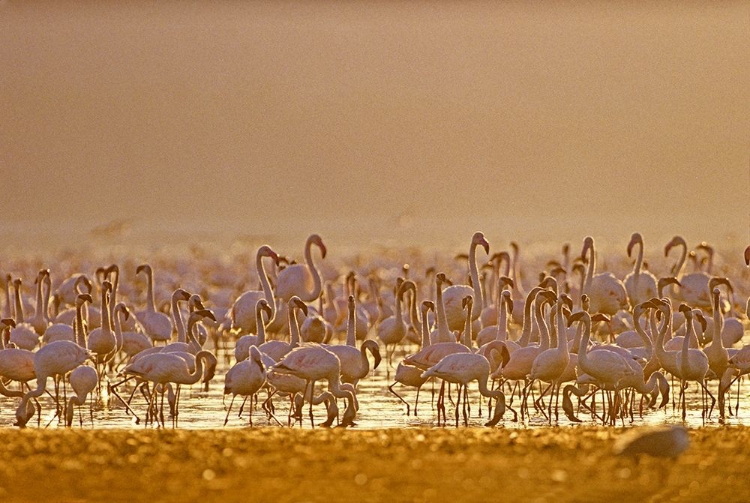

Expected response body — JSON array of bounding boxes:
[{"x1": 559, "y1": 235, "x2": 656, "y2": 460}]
[
  {"x1": 223, "y1": 395, "x2": 236, "y2": 426},
  {"x1": 388, "y1": 382, "x2": 411, "y2": 416}
]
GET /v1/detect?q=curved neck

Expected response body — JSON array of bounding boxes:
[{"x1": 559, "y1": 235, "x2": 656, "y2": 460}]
[
  {"x1": 496, "y1": 296, "x2": 508, "y2": 342},
  {"x1": 535, "y1": 302, "x2": 551, "y2": 351},
  {"x1": 185, "y1": 317, "x2": 201, "y2": 353},
  {"x1": 681, "y1": 313, "x2": 693, "y2": 370},
  {"x1": 633, "y1": 310, "x2": 653, "y2": 359},
  {"x1": 256, "y1": 252, "x2": 276, "y2": 320},
  {"x1": 518, "y1": 289, "x2": 541, "y2": 346},
  {"x1": 303, "y1": 239, "x2": 323, "y2": 302},
  {"x1": 113, "y1": 309, "x2": 124, "y2": 352},
  {"x1": 289, "y1": 307, "x2": 301, "y2": 348},
  {"x1": 633, "y1": 240, "x2": 644, "y2": 277},
  {"x1": 256, "y1": 308, "x2": 267, "y2": 346},
  {"x1": 462, "y1": 302, "x2": 473, "y2": 347},
  {"x1": 100, "y1": 289, "x2": 112, "y2": 335},
  {"x1": 420, "y1": 306, "x2": 431, "y2": 348},
  {"x1": 173, "y1": 295, "x2": 186, "y2": 343},
  {"x1": 346, "y1": 303, "x2": 356, "y2": 347},
  {"x1": 435, "y1": 280, "x2": 451, "y2": 341},
  {"x1": 75, "y1": 303, "x2": 87, "y2": 347},
  {"x1": 186, "y1": 352, "x2": 208, "y2": 385},
  {"x1": 576, "y1": 317, "x2": 592, "y2": 368},
  {"x1": 671, "y1": 241, "x2": 687, "y2": 279},
  {"x1": 408, "y1": 289, "x2": 420, "y2": 333},
  {"x1": 145, "y1": 268, "x2": 156, "y2": 312},
  {"x1": 13, "y1": 283, "x2": 24, "y2": 323},
  {"x1": 583, "y1": 245, "x2": 595, "y2": 295},
  {"x1": 468, "y1": 242, "x2": 483, "y2": 318}
]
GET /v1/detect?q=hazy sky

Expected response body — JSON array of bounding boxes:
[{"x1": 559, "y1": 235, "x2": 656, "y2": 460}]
[{"x1": 1, "y1": 1, "x2": 749, "y2": 248}]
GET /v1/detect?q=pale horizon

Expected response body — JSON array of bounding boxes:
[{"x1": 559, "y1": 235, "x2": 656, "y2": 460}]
[{"x1": 2, "y1": 1, "x2": 749, "y2": 252}]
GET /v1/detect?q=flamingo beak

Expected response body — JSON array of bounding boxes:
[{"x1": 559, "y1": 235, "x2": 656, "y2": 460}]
[{"x1": 745, "y1": 246, "x2": 750, "y2": 266}]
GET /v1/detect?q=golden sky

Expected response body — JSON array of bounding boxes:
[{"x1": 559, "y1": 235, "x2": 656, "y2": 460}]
[{"x1": 1, "y1": 1, "x2": 749, "y2": 247}]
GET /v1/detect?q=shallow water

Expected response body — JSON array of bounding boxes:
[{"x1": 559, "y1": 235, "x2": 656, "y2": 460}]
[{"x1": 2, "y1": 339, "x2": 748, "y2": 431}]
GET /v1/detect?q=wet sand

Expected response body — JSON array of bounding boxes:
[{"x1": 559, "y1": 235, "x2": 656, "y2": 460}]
[{"x1": 0, "y1": 427, "x2": 745, "y2": 503}]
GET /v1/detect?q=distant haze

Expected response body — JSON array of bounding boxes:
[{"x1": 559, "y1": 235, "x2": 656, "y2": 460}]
[{"x1": 1, "y1": 1, "x2": 749, "y2": 251}]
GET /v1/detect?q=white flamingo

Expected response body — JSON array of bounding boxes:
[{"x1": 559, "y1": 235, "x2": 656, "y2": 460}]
[
  {"x1": 273, "y1": 344, "x2": 358, "y2": 427},
  {"x1": 376, "y1": 279, "x2": 414, "y2": 367},
  {"x1": 441, "y1": 232, "x2": 489, "y2": 331},
  {"x1": 323, "y1": 295, "x2": 382, "y2": 385},
  {"x1": 134, "y1": 264, "x2": 172, "y2": 344},
  {"x1": 623, "y1": 232, "x2": 657, "y2": 307},
  {"x1": 389, "y1": 300, "x2": 434, "y2": 415},
  {"x1": 665, "y1": 236, "x2": 711, "y2": 309},
  {"x1": 234, "y1": 299, "x2": 273, "y2": 362},
  {"x1": 229, "y1": 245, "x2": 279, "y2": 334},
  {"x1": 223, "y1": 345, "x2": 266, "y2": 426},
  {"x1": 65, "y1": 365, "x2": 99, "y2": 427},
  {"x1": 581, "y1": 236, "x2": 628, "y2": 315},
  {"x1": 275, "y1": 234, "x2": 327, "y2": 302},
  {"x1": 258, "y1": 297, "x2": 307, "y2": 362},
  {"x1": 9, "y1": 278, "x2": 41, "y2": 350}
]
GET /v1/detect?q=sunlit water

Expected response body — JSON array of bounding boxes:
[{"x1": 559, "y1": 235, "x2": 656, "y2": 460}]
[{"x1": 1, "y1": 339, "x2": 748, "y2": 431}]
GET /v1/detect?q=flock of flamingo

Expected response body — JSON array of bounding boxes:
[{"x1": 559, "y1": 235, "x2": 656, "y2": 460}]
[{"x1": 0, "y1": 232, "x2": 749, "y2": 429}]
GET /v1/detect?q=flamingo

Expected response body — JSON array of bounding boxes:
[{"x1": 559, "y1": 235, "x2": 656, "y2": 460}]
[
  {"x1": 15, "y1": 298, "x2": 95, "y2": 427},
  {"x1": 581, "y1": 236, "x2": 628, "y2": 315},
  {"x1": 134, "y1": 264, "x2": 172, "y2": 344},
  {"x1": 234, "y1": 299, "x2": 273, "y2": 362},
  {"x1": 65, "y1": 365, "x2": 99, "y2": 427},
  {"x1": 526, "y1": 295, "x2": 571, "y2": 422},
  {"x1": 376, "y1": 279, "x2": 414, "y2": 368},
  {"x1": 0, "y1": 318, "x2": 35, "y2": 391},
  {"x1": 623, "y1": 233, "x2": 657, "y2": 307},
  {"x1": 323, "y1": 295, "x2": 382, "y2": 385},
  {"x1": 258, "y1": 296, "x2": 307, "y2": 362},
  {"x1": 229, "y1": 245, "x2": 279, "y2": 334},
  {"x1": 275, "y1": 234, "x2": 327, "y2": 302},
  {"x1": 273, "y1": 344, "x2": 358, "y2": 427},
  {"x1": 86, "y1": 281, "x2": 117, "y2": 383},
  {"x1": 422, "y1": 341, "x2": 513, "y2": 427},
  {"x1": 223, "y1": 345, "x2": 266, "y2": 426},
  {"x1": 9, "y1": 278, "x2": 41, "y2": 350},
  {"x1": 665, "y1": 236, "x2": 711, "y2": 309},
  {"x1": 441, "y1": 232, "x2": 489, "y2": 331},
  {"x1": 121, "y1": 349, "x2": 217, "y2": 426},
  {"x1": 567, "y1": 311, "x2": 636, "y2": 425},
  {"x1": 677, "y1": 304, "x2": 711, "y2": 421},
  {"x1": 389, "y1": 300, "x2": 434, "y2": 415}
]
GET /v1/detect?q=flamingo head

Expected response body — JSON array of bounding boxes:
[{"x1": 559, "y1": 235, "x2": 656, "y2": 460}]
[
  {"x1": 501, "y1": 290, "x2": 513, "y2": 312},
  {"x1": 173, "y1": 288, "x2": 191, "y2": 302},
  {"x1": 462, "y1": 295, "x2": 473, "y2": 310},
  {"x1": 1, "y1": 318, "x2": 16, "y2": 329},
  {"x1": 745, "y1": 246, "x2": 750, "y2": 266},
  {"x1": 580, "y1": 294, "x2": 590, "y2": 312},
  {"x1": 347, "y1": 295, "x2": 355, "y2": 309},
  {"x1": 290, "y1": 296, "x2": 308, "y2": 316},
  {"x1": 581, "y1": 236, "x2": 594, "y2": 261},
  {"x1": 136, "y1": 264, "x2": 151, "y2": 276},
  {"x1": 190, "y1": 295, "x2": 207, "y2": 311},
  {"x1": 472, "y1": 232, "x2": 490, "y2": 255},
  {"x1": 566, "y1": 310, "x2": 588, "y2": 327},
  {"x1": 259, "y1": 245, "x2": 279, "y2": 265},
  {"x1": 436, "y1": 272, "x2": 448, "y2": 285},
  {"x1": 664, "y1": 236, "x2": 685, "y2": 257},
  {"x1": 116, "y1": 303, "x2": 130, "y2": 320},
  {"x1": 708, "y1": 277, "x2": 733, "y2": 294},
  {"x1": 76, "y1": 293, "x2": 93, "y2": 306},
  {"x1": 193, "y1": 309, "x2": 217, "y2": 323},
  {"x1": 560, "y1": 293, "x2": 573, "y2": 311},
  {"x1": 499, "y1": 276, "x2": 515, "y2": 290},
  {"x1": 627, "y1": 232, "x2": 642, "y2": 258},
  {"x1": 422, "y1": 300, "x2": 435, "y2": 313},
  {"x1": 536, "y1": 289, "x2": 557, "y2": 305},
  {"x1": 309, "y1": 234, "x2": 327, "y2": 259}
]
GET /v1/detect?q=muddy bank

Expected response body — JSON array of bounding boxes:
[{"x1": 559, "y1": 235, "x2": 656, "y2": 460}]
[{"x1": 0, "y1": 427, "x2": 745, "y2": 503}]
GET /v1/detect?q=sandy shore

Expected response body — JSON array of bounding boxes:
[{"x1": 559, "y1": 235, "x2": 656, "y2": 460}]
[{"x1": 0, "y1": 426, "x2": 745, "y2": 503}]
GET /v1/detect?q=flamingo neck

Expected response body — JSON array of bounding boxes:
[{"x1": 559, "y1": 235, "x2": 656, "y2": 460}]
[
  {"x1": 680, "y1": 314, "x2": 693, "y2": 372},
  {"x1": 42, "y1": 277, "x2": 51, "y2": 323},
  {"x1": 633, "y1": 239, "x2": 644, "y2": 278},
  {"x1": 113, "y1": 310, "x2": 124, "y2": 352},
  {"x1": 75, "y1": 304, "x2": 87, "y2": 347},
  {"x1": 13, "y1": 283, "x2": 24, "y2": 323},
  {"x1": 462, "y1": 304, "x2": 473, "y2": 348},
  {"x1": 3, "y1": 280, "x2": 11, "y2": 319},
  {"x1": 672, "y1": 240, "x2": 687, "y2": 279},
  {"x1": 173, "y1": 296, "x2": 186, "y2": 343},
  {"x1": 496, "y1": 297, "x2": 508, "y2": 342},
  {"x1": 256, "y1": 309, "x2": 267, "y2": 346},
  {"x1": 33, "y1": 276, "x2": 44, "y2": 323},
  {"x1": 535, "y1": 303, "x2": 550, "y2": 351},
  {"x1": 420, "y1": 307, "x2": 431, "y2": 349},
  {"x1": 634, "y1": 311, "x2": 653, "y2": 360},
  {"x1": 289, "y1": 308, "x2": 301, "y2": 348},
  {"x1": 518, "y1": 290, "x2": 538, "y2": 347},
  {"x1": 100, "y1": 290, "x2": 112, "y2": 336},
  {"x1": 468, "y1": 242, "x2": 483, "y2": 319},
  {"x1": 257, "y1": 252, "x2": 276, "y2": 321},
  {"x1": 346, "y1": 303, "x2": 356, "y2": 347},
  {"x1": 711, "y1": 295, "x2": 724, "y2": 350},
  {"x1": 576, "y1": 317, "x2": 592, "y2": 371},
  {"x1": 109, "y1": 269, "x2": 119, "y2": 317},
  {"x1": 583, "y1": 244, "x2": 595, "y2": 296},
  {"x1": 303, "y1": 238, "x2": 323, "y2": 302},
  {"x1": 145, "y1": 269, "x2": 156, "y2": 313},
  {"x1": 435, "y1": 281, "x2": 451, "y2": 341}
]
